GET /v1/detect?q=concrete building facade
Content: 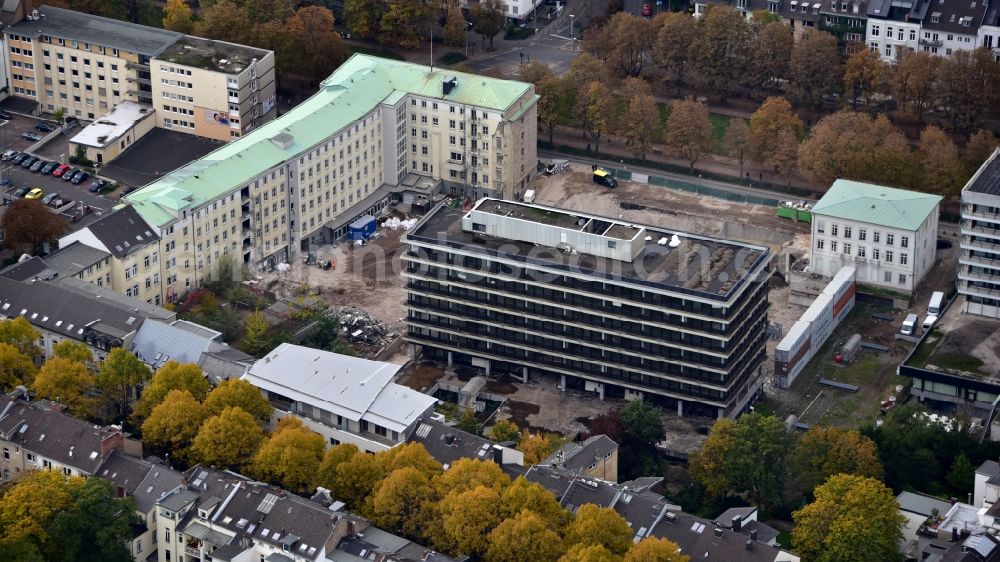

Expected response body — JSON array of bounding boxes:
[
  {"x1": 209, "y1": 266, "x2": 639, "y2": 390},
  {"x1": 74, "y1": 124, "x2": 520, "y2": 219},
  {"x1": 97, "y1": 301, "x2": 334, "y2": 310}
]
[{"x1": 960, "y1": 148, "x2": 1000, "y2": 318}]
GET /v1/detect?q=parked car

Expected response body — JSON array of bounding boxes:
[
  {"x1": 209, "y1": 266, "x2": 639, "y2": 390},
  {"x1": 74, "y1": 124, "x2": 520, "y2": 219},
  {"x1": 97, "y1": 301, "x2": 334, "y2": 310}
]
[
  {"x1": 121, "y1": 186, "x2": 139, "y2": 197},
  {"x1": 11, "y1": 153, "x2": 29, "y2": 164},
  {"x1": 62, "y1": 167, "x2": 79, "y2": 181},
  {"x1": 41, "y1": 192, "x2": 60, "y2": 206},
  {"x1": 0, "y1": 179, "x2": 12, "y2": 187},
  {"x1": 30, "y1": 159, "x2": 47, "y2": 172},
  {"x1": 35, "y1": 122, "x2": 56, "y2": 133},
  {"x1": 20, "y1": 156, "x2": 37, "y2": 168},
  {"x1": 21, "y1": 132, "x2": 41, "y2": 142},
  {"x1": 70, "y1": 171, "x2": 89, "y2": 184},
  {"x1": 13, "y1": 186, "x2": 29, "y2": 198},
  {"x1": 2, "y1": 149, "x2": 17, "y2": 161},
  {"x1": 41, "y1": 161, "x2": 59, "y2": 174},
  {"x1": 49, "y1": 196, "x2": 71, "y2": 208},
  {"x1": 936, "y1": 238, "x2": 953, "y2": 249},
  {"x1": 0, "y1": 110, "x2": 13, "y2": 120},
  {"x1": 24, "y1": 188, "x2": 43, "y2": 200},
  {"x1": 52, "y1": 164, "x2": 71, "y2": 177},
  {"x1": 88, "y1": 179, "x2": 107, "y2": 193}
]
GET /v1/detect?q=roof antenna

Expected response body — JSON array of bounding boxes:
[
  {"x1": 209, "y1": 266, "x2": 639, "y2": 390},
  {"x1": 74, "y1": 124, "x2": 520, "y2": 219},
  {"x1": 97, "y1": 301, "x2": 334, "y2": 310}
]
[{"x1": 430, "y1": 29, "x2": 434, "y2": 73}]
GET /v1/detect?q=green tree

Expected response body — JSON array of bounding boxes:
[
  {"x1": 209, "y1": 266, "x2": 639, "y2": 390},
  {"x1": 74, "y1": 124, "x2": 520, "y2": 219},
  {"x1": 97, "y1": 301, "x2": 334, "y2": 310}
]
[
  {"x1": 946, "y1": 452, "x2": 975, "y2": 494},
  {"x1": 162, "y1": 0, "x2": 194, "y2": 32},
  {"x1": 0, "y1": 468, "x2": 77, "y2": 551},
  {"x1": 46, "y1": 477, "x2": 137, "y2": 562},
  {"x1": 470, "y1": 0, "x2": 505, "y2": 49},
  {"x1": 488, "y1": 419, "x2": 521, "y2": 443},
  {"x1": 559, "y1": 544, "x2": 620, "y2": 562},
  {"x1": 0, "y1": 200, "x2": 68, "y2": 256},
  {"x1": 792, "y1": 426, "x2": 883, "y2": 500},
  {"x1": 788, "y1": 29, "x2": 841, "y2": 108},
  {"x1": 32, "y1": 358, "x2": 96, "y2": 417},
  {"x1": 96, "y1": 348, "x2": 151, "y2": 420},
  {"x1": 536, "y1": 75, "x2": 574, "y2": 145},
  {"x1": 723, "y1": 117, "x2": 751, "y2": 178},
  {"x1": 486, "y1": 510, "x2": 566, "y2": 562},
  {"x1": 624, "y1": 537, "x2": 689, "y2": 562},
  {"x1": 192, "y1": 0, "x2": 252, "y2": 44},
  {"x1": 0, "y1": 317, "x2": 41, "y2": 358},
  {"x1": 620, "y1": 400, "x2": 665, "y2": 446},
  {"x1": 565, "y1": 504, "x2": 633, "y2": 555},
  {"x1": 252, "y1": 416, "x2": 325, "y2": 493},
  {"x1": 191, "y1": 406, "x2": 265, "y2": 470},
  {"x1": 203, "y1": 378, "x2": 272, "y2": 419},
  {"x1": 133, "y1": 361, "x2": 210, "y2": 421},
  {"x1": 692, "y1": 6, "x2": 750, "y2": 103},
  {"x1": 500, "y1": 477, "x2": 569, "y2": 530},
  {"x1": 457, "y1": 408, "x2": 482, "y2": 435},
  {"x1": 370, "y1": 467, "x2": 436, "y2": 539},
  {"x1": 665, "y1": 98, "x2": 713, "y2": 172},
  {"x1": 343, "y1": 0, "x2": 386, "y2": 39},
  {"x1": 792, "y1": 474, "x2": 905, "y2": 562},
  {"x1": 0, "y1": 343, "x2": 37, "y2": 391},
  {"x1": 919, "y1": 125, "x2": 964, "y2": 197},
  {"x1": 241, "y1": 310, "x2": 272, "y2": 358},
  {"x1": 52, "y1": 340, "x2": 93, "y2": 366},
  {"x1": 141, "y1": 389, "x2": 208, "y2": 463},
  {"x1": 690, "y1": 414, "x2": 792, "y2": 512}
]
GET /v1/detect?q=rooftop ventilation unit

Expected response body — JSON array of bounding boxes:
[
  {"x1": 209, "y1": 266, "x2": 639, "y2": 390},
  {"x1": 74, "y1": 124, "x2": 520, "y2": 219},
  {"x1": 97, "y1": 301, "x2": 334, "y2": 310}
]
[{"x1": 442, "y1": 77, "x2": 458, "y2": 96}]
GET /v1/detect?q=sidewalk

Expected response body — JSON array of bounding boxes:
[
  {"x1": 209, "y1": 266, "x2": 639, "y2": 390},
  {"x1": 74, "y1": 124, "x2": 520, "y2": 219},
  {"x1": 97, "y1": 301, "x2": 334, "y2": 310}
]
[{"x1": 545, "y1": 125, "x2": 822, "y2": 196}]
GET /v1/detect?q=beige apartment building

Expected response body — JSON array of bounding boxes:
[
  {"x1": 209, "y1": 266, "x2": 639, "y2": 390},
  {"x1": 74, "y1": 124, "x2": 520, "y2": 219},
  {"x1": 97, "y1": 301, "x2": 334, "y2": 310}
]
[{"x1": 4, "y1": 6, "x2": 275, "y2": 139}]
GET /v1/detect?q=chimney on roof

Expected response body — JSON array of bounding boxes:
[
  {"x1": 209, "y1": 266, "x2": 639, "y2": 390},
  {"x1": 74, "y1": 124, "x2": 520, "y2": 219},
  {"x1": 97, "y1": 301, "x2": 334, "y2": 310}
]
[
  {"x1": 445, "y1": 433, "x2": 455, "y2": 445},
  {"x1": 745, "y1": 539, "x2": 753, "y2": 552},
  {"x1": 749, "y1": 529, "x2": 758, "y2": 541},
  {"x1": 49, "y1": 402, "x2": 64, "y2": 414},
  {"x1": 732, "y1": 514, "x2": 742, "y2": 533},
  {"x1": 714, "y1": 527, "x2": 723, "y2": 538},
  {"x1": 953, "y1": 527, "x2": 960, "y2": 542},
  {"x1": 100, "y1": 429, "x2": 124, "y2": 460},
  {"x1": 443, "y1": 77, "x2": 457, "y2": 96}
]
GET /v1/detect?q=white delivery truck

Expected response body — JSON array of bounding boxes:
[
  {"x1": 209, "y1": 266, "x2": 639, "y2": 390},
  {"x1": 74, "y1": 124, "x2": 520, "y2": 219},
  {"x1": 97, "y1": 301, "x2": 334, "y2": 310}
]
[
  {"x1": 901, "y1": 314, "x2": 918, "y2": 336},
  {"x1": 523, "y1": 190, "x2": 535, "y2": 203},
  {"x1": 923, "y1": 291, "x2": 945, "y2": 330}
]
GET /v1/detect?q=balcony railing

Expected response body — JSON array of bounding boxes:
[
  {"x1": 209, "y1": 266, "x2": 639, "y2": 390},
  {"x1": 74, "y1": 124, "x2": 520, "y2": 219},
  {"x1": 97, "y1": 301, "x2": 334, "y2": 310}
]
[
  {"x1": 184, "y1": 545, "x2": 201, "y2": 559},
  {"x1": 963, "y1": 206, "x2": 1000, "y2": 222},
  {"x1": 961, "y1": 282, "x2": 1000, "y2": 298},
  {"x1": 958, "y1": 269, "x2": 1000, "y2": 284}
]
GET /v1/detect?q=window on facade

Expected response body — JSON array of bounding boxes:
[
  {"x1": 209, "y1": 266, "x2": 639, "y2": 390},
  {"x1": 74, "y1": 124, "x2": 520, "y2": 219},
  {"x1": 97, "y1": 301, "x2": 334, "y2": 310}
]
[
  {"x1": 900, "y1": 253, "x2": 908, "y2": 265},
  {"x1": 843, "y1": 243, "x2": 851, "y2": 255},
  {"x1": 831, "y1": 224, "x2": 839, "y2": 236},
  {"x1": 858, "y1": 229, "x2": 866, "y2": 241},
  {"x1": 886, "y1": 233, "x2": 894, "y2": 245},
  {"x1": 844, "y1": 227, "x2": 852, "y2": 238},
  {"x1": 884, "y1": 271, "x2": 892, "y2": 282},
  {"x1": 885, "y1": 250, "x2": 893, "y2": 263},
  {"x1": 901, "y1": 236, "x2": 909, "y2": 248},
  {"x1": 831, "y1": 241, "x2": 838, "y2": 252}
]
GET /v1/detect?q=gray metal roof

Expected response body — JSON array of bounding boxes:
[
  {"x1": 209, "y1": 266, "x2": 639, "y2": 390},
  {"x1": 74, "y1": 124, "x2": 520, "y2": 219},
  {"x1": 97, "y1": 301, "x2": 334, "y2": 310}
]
[
  {"x1": 6, "y1": 6, "x2": 182, "y2": 57},
  {"x1": 67, "y1": 206, "x2": 159, "y2": 259},
  {"x1": 544, "y1": 435, "x2": 618, "y2": 473},
  {"x1": 897, "y1": 491, "x2": 954, "y2": 517},
  {"x1": 966, "y1": 149, "x2": 1000, "y2": 197},
  {"x1": 0, "y1": 256, "x2": 56, "y2": 282},
  {"x1": 44, "y1": 241, "x2": 111, "y2": 277},
  {"x1": 130, "y1": 319, "x2": 220, "y2": 369}
]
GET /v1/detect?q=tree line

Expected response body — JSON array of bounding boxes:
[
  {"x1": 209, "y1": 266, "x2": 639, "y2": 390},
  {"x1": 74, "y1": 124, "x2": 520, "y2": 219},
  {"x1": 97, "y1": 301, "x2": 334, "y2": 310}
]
[
  {"x1": 343, "y1": 0, "x2": 508, "y2": 51},
  {"x1": 524, "y1": 52, "x2": 997, "y2": 195},
  {"x1": 580, "y1": 8, "x2": 1000, "y2": 134}
]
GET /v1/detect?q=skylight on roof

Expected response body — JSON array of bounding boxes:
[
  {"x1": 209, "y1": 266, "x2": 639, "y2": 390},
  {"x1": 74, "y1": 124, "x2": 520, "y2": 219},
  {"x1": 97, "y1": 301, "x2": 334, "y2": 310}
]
[
  {"x1": 260, "y1": 527, "x2": 270, "y2": 536},
  {"x1": 147, "y1": 486, "x2": 155, "y2": 494},
  {"x1": 89, "y1": 451, "x2": 98, "y2": 460}
]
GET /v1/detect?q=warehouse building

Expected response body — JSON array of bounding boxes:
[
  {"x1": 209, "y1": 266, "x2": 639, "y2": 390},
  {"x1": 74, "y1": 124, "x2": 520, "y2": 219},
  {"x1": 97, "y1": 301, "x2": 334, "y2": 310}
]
[
  {"x1": 960, "y1": 148, "x2": 1000, "y2": 318},
  {"x1": 403, "y1": 199, "x2": 773, "y2": 419}
]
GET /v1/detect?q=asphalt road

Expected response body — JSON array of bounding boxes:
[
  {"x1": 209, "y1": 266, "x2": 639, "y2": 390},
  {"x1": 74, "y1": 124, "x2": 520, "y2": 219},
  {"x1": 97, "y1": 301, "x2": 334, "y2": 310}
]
[{"x1": 466, "y1": 32, "x2": 579, "y2": 78}]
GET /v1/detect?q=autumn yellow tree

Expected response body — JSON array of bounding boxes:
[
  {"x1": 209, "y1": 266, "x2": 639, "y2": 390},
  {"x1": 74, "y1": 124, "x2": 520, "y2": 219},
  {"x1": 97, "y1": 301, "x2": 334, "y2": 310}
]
[
  {"x1": 792, "y1": 426, "x2": 883, "y2": 499},
  {"x1": 723, "y1": 118, "x2": 751, "y2": 178},
  {"x1": 332, "y1": 449, "x2": 387, "y2": 510},
  {"x1": 433, "y1": 457, "x2": 510, "y2": 496},
  {"x1": 792, "y1": 474, "x2": 905, "y2": 562},
  {"x1": 842, "y1": 48, "x2": 886, "y2": 111},
  {"x1": 162, "y1": 0, "x2": 194, "y2": 33},
  {"x1": 624, "y1": 537, "x2": 689, "y2": 562},
  {"x1": 52, "y1": 340, "x2": 93, "y2": 366},
  {"x1": 564, "y1": 504, "x2": 633, "y2": 556},
  {"x1": 665, "y1": 98, "x2": 713, "y2": 173},
  {"x1": 380, "y1": 442, "x2": 443, "y2": 481},
  {"x1": 688, "y1": 417, "x2": 736, "y2": 498},
  {"x1": 142, "y1": 389, "x2": 209, "y2": 463},
  {"x1": 500, "y1": 477, "x2": 569, "y2": 530},
  {"x1": 191, "y1": 406, "x2": 264, "y2": 470},
  {"x1": 287, "y1": 7, "x2": 348, "y2": 82},
  {"x1": 0, "y1": 343, "x2": 37, "y2": 391},
  {"x1": 518, "y1": 431, "x2": 554, "y2": 466},
  {"x1": 919, "y1": 125, "x2": 964, "y2": 197},
  {"x1": 203, "y1": 378, "x2": 272, "y2": 419},
  {"x1": 193, "y1": 0, "x2": 252, "y2": 44},
  {"x1": 32, "y1": 357, "x2": 96, "y2": 417},
  {"x1": 964, "y1": 129, "x2": 999, "y2": 177},
  {"x1": 749, "y1": 97, "x2": 803, "y2": 171},
  {"x1": 97, "y1": 347, "x2": 150, "y2": 420},
  {"x1": 0, "y1": 470, "x2": 78, "y2": 549},
  {"x1": 486, "y1": 510, "x2": 566, "y2": 562},
  {"x1": 252, "y1": 416, "x2": 325, "y2": 493},
  {"x1": 583, "y1": 81, "x2": 614, "y2": 153},
  {"x1": 0, "y1": 317, "x2": 41, "y2": 358},
  {"x1": 488, "y1": 419, "x2": 521, "y2": 443},
  {"x1": 370, "y1": 467, "x2": 436, "y2": 539},
  {"x1": 133, "y1": 361, "x2": 210, "y2": 421},
  {"x1": 436, "y1": 485, "x2": 503, "y2": 556},
  {"x1": 316, "y1": 443, "x2": 361, "y2": 490}
]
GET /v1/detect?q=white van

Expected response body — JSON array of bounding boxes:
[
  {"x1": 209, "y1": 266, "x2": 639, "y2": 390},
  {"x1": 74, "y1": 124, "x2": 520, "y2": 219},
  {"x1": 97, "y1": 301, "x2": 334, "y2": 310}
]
[
  {"x1": 924, "y1": 291, "x2": 944, "y2": 330},
  {"x1": 901, "y1": 314, "x2": 918, "y2": 336},
  {"x1": 523, "y1": 189, "x2": 535, "y2": 204}
]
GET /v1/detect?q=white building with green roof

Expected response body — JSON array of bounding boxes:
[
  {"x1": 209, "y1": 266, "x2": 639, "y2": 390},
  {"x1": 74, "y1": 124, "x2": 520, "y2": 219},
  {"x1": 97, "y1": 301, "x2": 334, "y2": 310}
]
[
  {"x1": 809, "y1": 179, "x2": 942, "y2": 293},
  {"x1": 89, "y1": 54, "x2": 536, "y2": 303}
]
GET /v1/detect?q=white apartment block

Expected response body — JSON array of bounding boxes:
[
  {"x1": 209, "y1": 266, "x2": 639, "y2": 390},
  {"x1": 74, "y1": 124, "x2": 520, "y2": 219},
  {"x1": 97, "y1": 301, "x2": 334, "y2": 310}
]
[
  {"x1": 959, "y1": 148, "x2": 1000, "y2": 318},
  {"x1": 99, "y1": 54, "x2": 537, "y2": 303},
  {"x1": 810, "y1": 179, "x2": 941, "y2": 293}
]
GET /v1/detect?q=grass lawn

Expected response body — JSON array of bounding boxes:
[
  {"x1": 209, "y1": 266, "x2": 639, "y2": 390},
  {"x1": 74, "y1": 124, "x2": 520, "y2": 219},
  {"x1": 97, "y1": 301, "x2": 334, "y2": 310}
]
[
  {"x1": 929, "y1": 353, "x2": 985, "y2": 374},
  {"x1": 775, "y1": 530, "x2": 792, "y2": 548}
]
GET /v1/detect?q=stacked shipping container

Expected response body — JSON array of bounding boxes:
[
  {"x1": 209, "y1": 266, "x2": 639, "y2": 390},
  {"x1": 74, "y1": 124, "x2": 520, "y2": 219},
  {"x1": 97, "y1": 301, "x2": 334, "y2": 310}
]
[{"x1": 774, "y1": 267, "x2": 856, "y2": 389}]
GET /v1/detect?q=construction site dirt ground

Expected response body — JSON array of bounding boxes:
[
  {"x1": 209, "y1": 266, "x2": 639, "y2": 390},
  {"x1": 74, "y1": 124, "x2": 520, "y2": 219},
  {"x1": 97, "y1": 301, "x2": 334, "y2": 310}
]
[{"x1": 258, "y1": 228, "x2": 409, "y2": 335}]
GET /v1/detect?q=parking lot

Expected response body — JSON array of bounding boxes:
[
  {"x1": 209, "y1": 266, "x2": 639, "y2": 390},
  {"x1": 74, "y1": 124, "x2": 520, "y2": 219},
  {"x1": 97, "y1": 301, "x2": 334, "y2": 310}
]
[{"x1": 2, "y1": 161, "x2": 112, "y2": 213}]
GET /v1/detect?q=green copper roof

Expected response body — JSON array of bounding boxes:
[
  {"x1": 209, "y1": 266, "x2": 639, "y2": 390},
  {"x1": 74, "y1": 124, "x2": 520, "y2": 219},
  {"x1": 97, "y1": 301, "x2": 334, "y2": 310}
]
[
  {"x1": 122, "y1": 54, "x2": 532, "y2": 227},
  {"x1": 811, "y1": 179, "x2": 942, "y2": 231}
]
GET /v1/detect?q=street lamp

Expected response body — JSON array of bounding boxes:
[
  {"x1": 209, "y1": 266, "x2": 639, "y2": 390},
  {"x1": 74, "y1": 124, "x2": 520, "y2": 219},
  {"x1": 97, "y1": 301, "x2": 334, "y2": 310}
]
[{"x1": 569, "y1": 14, "x2": 575, "y2": 40}]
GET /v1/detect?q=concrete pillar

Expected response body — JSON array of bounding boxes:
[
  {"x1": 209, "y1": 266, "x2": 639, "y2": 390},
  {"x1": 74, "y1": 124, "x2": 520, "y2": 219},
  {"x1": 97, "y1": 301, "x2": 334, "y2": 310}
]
[
  {"x1": 409, "y1": 343, "x2": 417, "y2": 360},
  {"x1": 718, "y1": 407, "x2": 724, "y2": 420},
  {"x1": 485, "y1": 361, "x2": 491, "y2": 376},
  {"x1": 677, "y1": 400, "x2": 683, "y2": 417},
  {"x1": 447, "y1": 351, "x2": 453, "y2": 367},
  {"x1": 598, "y1": 383, "x2": 605, "y2": 401},
  {"x1": 560, "y1": 374, "x2": 566, "y2": 391},
  {"x1": 521, "y1": 367, "x2": 528, "y2": 384}
]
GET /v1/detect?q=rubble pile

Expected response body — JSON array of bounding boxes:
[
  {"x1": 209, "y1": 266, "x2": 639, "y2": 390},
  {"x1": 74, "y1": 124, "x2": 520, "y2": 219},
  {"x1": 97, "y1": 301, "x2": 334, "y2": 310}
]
[
  {"x1": 381, "y1": 217, "x2": 418, "y2": 231},
  {"x1": 337, "y1": 305, "x2": 397, "y2": 347}
]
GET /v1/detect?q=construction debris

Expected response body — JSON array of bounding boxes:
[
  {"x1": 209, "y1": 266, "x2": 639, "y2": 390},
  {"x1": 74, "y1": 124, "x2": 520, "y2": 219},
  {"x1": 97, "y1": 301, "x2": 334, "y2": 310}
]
[
  {"x1": 381, "y1": 217, "x2": 418, "y2": 231},
  {"x1": 336, "y1": 305, "x2": 397, "y2": 348}
]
